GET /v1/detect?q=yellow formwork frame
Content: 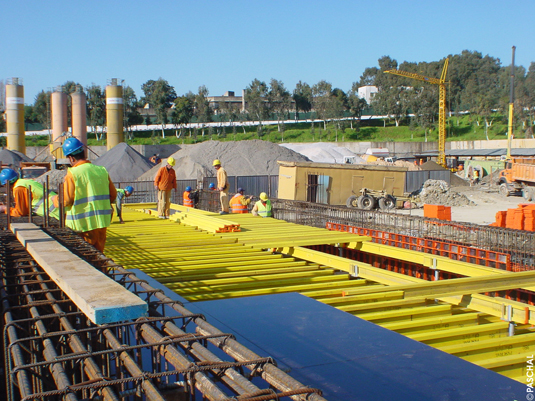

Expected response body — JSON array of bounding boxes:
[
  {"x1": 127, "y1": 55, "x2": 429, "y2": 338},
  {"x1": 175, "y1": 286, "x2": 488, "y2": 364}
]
[{"x1": 279, "y1": 246, "x2": 535, "y2": 325}]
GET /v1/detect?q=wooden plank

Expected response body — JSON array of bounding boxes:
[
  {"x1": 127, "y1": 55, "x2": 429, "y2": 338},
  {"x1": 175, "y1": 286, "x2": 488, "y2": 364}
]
[{"x1": 11, "y1": 223, "x2": 147, "y2": 325}]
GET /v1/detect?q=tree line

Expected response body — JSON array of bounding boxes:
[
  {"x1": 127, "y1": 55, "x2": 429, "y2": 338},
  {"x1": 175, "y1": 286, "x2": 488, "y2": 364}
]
[{"x1": 4, "y1": 50, "x2": 535, "y2": 140}]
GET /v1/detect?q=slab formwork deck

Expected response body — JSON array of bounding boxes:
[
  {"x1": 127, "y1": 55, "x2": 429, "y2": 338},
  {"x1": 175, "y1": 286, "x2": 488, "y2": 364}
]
[{"x1": 104, "y1": 205, "x2": 535, "y2": 388}]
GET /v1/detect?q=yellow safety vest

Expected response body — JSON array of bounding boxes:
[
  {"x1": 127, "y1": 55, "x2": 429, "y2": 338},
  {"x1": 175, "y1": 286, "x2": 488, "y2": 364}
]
[{"x1": 65, "y1": 163, "x2": 112, "y2": 232}]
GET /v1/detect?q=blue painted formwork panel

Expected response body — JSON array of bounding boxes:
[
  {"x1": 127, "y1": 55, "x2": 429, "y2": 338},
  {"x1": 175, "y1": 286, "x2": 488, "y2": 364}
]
[{"x1": 193, "y1": 293, "x2": 527, "y2": 401}]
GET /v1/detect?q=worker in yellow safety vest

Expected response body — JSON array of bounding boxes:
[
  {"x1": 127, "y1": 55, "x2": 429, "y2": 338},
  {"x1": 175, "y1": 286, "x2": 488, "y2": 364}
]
[
  {"x1": 252, "y1": 192, "x2": 273, "y2": 217},
  {"x1": 0, "y1": 168, "x2": 60, "y2": 220},
  {"x1": 229, "y1": 188, "x2": 253, "y2": 214},
  {"x1": 53, "y1": 137, "x2": 117, "y2": 254}
]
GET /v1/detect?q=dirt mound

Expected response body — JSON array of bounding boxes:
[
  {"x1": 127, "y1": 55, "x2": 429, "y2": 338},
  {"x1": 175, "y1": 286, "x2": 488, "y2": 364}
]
[
  {"x1": 420, "y1": 160, "x2": 445, "y2": 171},
  {"x1": 369, "y1": 159, "x2": 420, "y2": 170},
  {"x1": 93, "y1": 142, "x2": 153, "y2": 182},
  {"x1": 138, "y1": 140, "x2": 310, "y2": 181},
  {"x1": 0, "y1": 149, "x2": 32, "y2": 168},
  {"x1": 414, "y1": 179, "x2": 474, "y2": 206}
]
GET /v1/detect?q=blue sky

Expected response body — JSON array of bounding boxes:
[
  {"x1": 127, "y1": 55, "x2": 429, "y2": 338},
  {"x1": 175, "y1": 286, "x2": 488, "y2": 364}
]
[{"x1": 2, "y1": 0, "x2": 534, "y2": 105}]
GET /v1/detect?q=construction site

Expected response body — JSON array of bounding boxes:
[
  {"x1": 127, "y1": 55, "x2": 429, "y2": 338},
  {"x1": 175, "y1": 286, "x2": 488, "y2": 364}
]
[{"x1": 1, "y1": 76, "x2": 535, "y2": 400}]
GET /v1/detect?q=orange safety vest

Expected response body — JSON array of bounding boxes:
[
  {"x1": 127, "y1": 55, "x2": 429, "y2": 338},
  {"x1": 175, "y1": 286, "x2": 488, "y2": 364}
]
[
  {"x1": 183, "y1": 191, "x2": 193, "y2": 207},
  {"x1": 229, "y1": 194, "x2": 247, "y2": 213}
]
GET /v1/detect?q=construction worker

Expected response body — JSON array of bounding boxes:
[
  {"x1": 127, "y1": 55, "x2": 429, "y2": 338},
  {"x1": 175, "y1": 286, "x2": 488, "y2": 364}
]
[
  {"x1": 252, "y1": 192, "x2": 273, "y2": 217},
  {"x1": 213, "y1": 159, "x2": 229, "y2": 214},
  {"x1": 229, "y1": 188, "x2": 252, "y2": 214},
  {"x1": 115, "y1": 186, "x2": 133, "y2": 224},
  {"x1": 0, "y1": 168, "x2": 60, "y2": 220},
  {"x1": 154, "y1": 157, "x2": 177, "y2": 219},
  {"x1": 53, "y1": 137, "x2": 117, "y2": 253},
  {"x1": 149, "y1": 154, "x2": 161, "y2": 164},
  {"x1": 183, "y1": 186, "x2": 194, "y2": 208}
]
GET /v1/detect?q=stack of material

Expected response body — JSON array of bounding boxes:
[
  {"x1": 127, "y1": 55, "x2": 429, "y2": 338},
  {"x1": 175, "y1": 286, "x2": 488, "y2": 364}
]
[
  {"x1": 492, "y1": 204, "x2": 535, "y2": 231},
  {"x1": 423, "y1": 204, "x2": 452, "y2": 221},
  {"x1": 138, "y1": 140, "x2": 310, "y2": 181},
  {"x1": 172, "y1": 207, "x2": 241, "y2": 233},
  {"x1": 0, "y1": 149, "x2": 32, "y2": 168},
  {"x1": 94, "y1": 142, "x2": 153, "y2": 182}
]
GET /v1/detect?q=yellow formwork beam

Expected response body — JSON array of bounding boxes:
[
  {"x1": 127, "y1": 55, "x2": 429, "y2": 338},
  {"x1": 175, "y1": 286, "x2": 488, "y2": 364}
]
[
  {"x1": 337, "y1": 297, "x2": 431, "y2": 314},
  {"x1": 355, "y1": 241, "x2": 535, "y2": 292},
  {"x1": 381, "y1": 312, "x2": 481, "y2": 333},
  {"x1": 167, "y1": 274, "x2": 350, "y2": 296},
  {"x1": 408, "y1": 321, "x2": 510, "y2": 345},
  {"x1": 159, "y1": 269, "x2": 335, "y2": 287},
  {"x1": 154, "y1": 264, "x2": 321, "y2": 283},
  {"x1": 279, "y1": 246, "x2": 535, "y2": 325},
  {"x1": 439, "y1": 331, "x2": 535, "y2": 363},
  {"x1": 356, "y1": 304, "x2": 453, "y2": 323},
  {"x1": 184, "y1": 277, "x2": 361, "y2": 301}
]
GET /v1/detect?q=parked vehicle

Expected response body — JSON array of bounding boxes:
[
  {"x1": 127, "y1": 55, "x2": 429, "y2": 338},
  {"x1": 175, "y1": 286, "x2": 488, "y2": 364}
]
[{"x1": 498, "y1": 158, "x2": 535, "y2": 201}]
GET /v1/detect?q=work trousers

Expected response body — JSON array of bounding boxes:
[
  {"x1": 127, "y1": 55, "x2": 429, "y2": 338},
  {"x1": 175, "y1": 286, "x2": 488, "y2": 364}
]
[
  {"x1": 220, "y1": 191, "x2": 229, "y2": 213},
  {"x1": 158, "y1": 189, "x2": 172, "y2": 217}
]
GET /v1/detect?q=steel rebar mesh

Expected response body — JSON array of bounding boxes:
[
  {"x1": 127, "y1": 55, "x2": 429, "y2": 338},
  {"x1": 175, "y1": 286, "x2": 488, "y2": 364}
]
[{"x1": 0, "y1": 224, "x2": 326, "y2": 401}]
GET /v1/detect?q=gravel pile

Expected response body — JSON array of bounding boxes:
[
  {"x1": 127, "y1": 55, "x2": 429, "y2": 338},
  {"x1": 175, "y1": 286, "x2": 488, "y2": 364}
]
[
  {"x1": 414, "y1": 179, "x2": 474, "y2": 206},
  {"x1": 138, "y1": 140, "x2": 310, "y2": 181},
  {"x1": 35, "y1": 169, "x2": 67, "y2": 193},
  {"x1": 93, "y1": 142, "x2": 153, "y2": 182},
  {"x1": 281, "y1": 143, "x2": 365, "y2": 164},
  {"x1": 0, "y1": 149, "x2": 32, "y2": 168}
]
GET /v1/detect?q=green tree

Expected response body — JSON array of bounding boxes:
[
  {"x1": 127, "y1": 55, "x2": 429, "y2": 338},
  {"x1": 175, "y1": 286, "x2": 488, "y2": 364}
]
[
  {"x1": 267, "y1": 79, "x2": 291, "y2": 134},
  {"x1": 86, "y1": 84, "x2": 105, "y2": 140},
  {"x1": 245, "y1": 79, "x2": 269, "y2": 137},
  {"x1": 293, "y1": 81, "x2": 312, "y2": 120},
  {"x1": 32, "y1": 90, "x2": 50, "y2": 129},
  {"x1": 141, "y1": 78, "x2": 177, "y2": 138},
  {"x1": 372, "y1": 56, "x2": 411, "y2": 127},
  {"x1": 123, "y1": 85, "x2": 143, "y2": 140},
  {"x1": 172, "y1": 93, "x2": 194, "y2": 138},
  {"x1": 359, "y1": 67, "x2": 379, "y2": 87},
  {"x1": 347, "y1": 83, "x2": 368, "y2": 131},
  {"x1": 312, "y1": 80, "x2": 333, "y2": 129},
  {"x1": 329, "y1": 88, "x2": 348, "y2": 139},
  {"x1": 193, "y1": 85, "x2": 212, "y2": 137}
]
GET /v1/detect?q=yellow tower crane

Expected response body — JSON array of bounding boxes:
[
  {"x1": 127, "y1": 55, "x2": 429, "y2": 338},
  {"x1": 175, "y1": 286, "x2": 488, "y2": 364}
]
[{"x1": 385, "y1": 59, "x2": 449, "y2": 167}]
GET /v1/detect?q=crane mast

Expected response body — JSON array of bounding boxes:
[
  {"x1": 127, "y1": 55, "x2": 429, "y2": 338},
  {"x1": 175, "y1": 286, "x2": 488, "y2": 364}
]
[{"x1": 385, "y1": 59, "x2": 449, "y2": 167}]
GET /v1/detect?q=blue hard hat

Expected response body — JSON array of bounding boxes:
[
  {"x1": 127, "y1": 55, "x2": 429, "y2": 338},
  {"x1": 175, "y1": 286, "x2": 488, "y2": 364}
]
[
  {"x1": 186, "y1": 186, "x2": 192, "y2": 192},
  {"x1": 62, "y1": 137, "x2": 84, "y2": 157},
  {"x1": 125, "y1": 186, "x2": 134, "y2": 193},
  {"x1": 237, "y1": 187, "x2": 244, "y2": 193},
  {"x1": 0, "y1": 168, "x2": 19, "y2": 185},
  {"x1": 208, "y1": 183, "x2": 215, "y2": 189}
]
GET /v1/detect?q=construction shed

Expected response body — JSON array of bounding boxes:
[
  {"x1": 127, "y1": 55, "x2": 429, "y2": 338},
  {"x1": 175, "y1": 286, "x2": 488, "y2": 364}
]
[{"x1": 277, "y1": 161, "x2": 408, "y2": 205}]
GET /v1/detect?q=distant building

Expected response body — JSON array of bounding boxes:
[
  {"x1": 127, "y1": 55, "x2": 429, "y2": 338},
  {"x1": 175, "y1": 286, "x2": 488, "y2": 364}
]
[
  {"x1": 206, "y1": 91, "x2": 245, "y2": 114},
  {"x1": 358, "y1": 85, "x2": 378, "y2": 105}
]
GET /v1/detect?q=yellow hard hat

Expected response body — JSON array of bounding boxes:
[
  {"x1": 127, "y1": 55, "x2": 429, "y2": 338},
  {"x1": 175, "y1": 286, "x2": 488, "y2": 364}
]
[
  {"x1": 167, "y1": 157, "x2": 175, "y2": 166},
  {"x1": 260, "y1": 192, "x2": 268, "y2": 201},
  {"x1": 213, "y1": 159, "x2": 221, "y2": 166}
]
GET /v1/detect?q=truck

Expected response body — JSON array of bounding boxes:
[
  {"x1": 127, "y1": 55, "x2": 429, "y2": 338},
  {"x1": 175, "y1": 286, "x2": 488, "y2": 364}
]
[{"x1": 498, "y1": 158, "x2": 535, "y2": 201}]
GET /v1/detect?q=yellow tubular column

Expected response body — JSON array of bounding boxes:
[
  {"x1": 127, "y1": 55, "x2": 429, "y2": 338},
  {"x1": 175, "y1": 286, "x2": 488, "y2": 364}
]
[
  {"x1": 6, "y1": 78, "x2": 25, "y2": 153},
  {"x1": 106, "y1": 79, "x2": 123, "y2": 150}
]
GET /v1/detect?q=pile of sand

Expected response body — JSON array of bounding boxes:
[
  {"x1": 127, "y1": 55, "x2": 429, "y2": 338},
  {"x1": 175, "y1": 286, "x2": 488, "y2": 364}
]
[
  {"x1": 0, "y1": 149, "x2": 32, "y2": 168},
  {"x1": 35, "y1": 169, "x2": 67, "y2": 193},
  {"x1": 93, "y1": 142, "x2": 153, "y2": 182},
  {"x1": 281, "y1": 143, "x2": 365, "y2": 164},
  {"x1": 414, "y1": 179, "x2": 474, "y2": 206},
  {"x1": 138, "y1": 140, "x2": 310, "y2": 181}
]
